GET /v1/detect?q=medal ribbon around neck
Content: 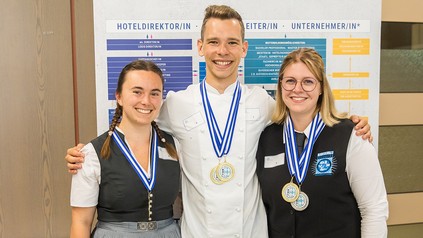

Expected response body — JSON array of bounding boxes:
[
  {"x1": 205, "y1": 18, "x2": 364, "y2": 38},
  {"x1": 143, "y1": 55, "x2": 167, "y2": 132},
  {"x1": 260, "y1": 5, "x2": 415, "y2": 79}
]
[
  {"x1": 283, "y1": 113, "x2": 325, "y2": 184},
  {"x1": 200, "y1": 80, "x2": 242, "y2": 158},
  {"x1": 112, "y1": 129, "x2": 158, "y2": 192}
]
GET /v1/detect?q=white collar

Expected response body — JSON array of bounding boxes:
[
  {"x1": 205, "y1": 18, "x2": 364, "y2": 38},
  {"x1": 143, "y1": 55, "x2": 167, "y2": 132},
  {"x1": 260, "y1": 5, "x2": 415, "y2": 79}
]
[{"x1": 204, "y1": 80, "x2": 238, "y2": 95}]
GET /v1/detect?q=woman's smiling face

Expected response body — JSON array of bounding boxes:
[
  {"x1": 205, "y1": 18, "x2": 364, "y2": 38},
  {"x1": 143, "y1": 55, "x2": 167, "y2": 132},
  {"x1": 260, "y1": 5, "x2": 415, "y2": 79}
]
[{"x1": 281, "y1": 61, "x2": 322, "y2": 120}]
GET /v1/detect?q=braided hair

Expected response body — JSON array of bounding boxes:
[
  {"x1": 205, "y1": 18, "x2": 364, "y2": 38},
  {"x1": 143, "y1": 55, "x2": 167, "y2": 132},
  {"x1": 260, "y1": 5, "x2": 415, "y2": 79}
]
[
  {"x1": 151, "y1": 121, "x2": 178, "y2": 160},
  {"x1": 100, "y1": 105, "x2": 122, "y2": 159}
]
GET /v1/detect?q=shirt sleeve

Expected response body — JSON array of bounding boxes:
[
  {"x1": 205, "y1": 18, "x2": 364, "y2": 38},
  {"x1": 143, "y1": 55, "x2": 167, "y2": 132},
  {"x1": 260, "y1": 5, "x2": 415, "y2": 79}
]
[
  {"x1": 70, "y1": 142, "x2": 101, "y2": 207},
  {"x1": 346, "y1": 130, "x2": 389, "y2": 238},
  {"x1": 253, "y1": 86, "x2": 275, "y2": 127},
  {"x1": 156, "y1": 92, "x2": 174, "y2": 134},
  {"x1": 173, "y1": 136, "x2": 183, "y2": 160},
  {"x1": 265, "y1": 94, "x2": 276, "y2": 126}
]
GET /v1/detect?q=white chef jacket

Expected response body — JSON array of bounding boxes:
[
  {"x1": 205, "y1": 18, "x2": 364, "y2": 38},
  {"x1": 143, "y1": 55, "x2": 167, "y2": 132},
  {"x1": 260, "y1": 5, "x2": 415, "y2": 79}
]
[{"x1": 157, "y1": 81, "x2": 275, "y2": 238}]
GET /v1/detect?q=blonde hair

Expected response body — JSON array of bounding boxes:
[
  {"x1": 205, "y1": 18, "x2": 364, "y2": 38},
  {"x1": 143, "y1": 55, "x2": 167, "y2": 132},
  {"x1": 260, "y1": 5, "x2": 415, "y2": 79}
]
[{"x1": 272, "y1": 48, "x2": 347, "y2": 126}]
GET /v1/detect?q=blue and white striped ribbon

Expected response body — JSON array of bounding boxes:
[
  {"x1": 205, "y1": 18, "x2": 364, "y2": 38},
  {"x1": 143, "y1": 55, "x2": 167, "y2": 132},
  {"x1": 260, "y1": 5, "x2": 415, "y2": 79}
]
[
  {"x1": 200, "y1": 80, "x2": 242, "y2": 158},
  {"x1": 112, "y1": 129, "x2": 158, "y2": 191},
  {"x1": 284, "y1": 113, "x2": 325, "y2": 184}
]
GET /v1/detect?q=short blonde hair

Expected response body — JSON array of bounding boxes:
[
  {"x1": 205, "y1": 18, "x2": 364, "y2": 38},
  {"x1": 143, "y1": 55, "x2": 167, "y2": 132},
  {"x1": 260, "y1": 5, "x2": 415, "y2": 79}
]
[{"x1": 272, "y1": 48, "x2": 347, "y2": 126}]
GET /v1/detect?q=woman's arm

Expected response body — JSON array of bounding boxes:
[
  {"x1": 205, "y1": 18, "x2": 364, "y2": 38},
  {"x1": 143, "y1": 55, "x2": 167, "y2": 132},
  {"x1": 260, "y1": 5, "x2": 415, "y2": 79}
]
[
  {"x1": 70, "y1": 207, "x2": 96, "y2": 238},
  {"x1": 70, "y1": 143, "x2": 101, "y2": 237},
  {"x1": 346, "y1": 130, "x2": 389, "y2": 238}
]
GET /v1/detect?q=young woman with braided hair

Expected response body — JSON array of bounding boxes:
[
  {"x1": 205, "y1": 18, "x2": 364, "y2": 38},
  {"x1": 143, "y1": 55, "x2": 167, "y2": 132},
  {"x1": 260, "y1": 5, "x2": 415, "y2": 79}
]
[{"x1": 70, "y1": 60, "x2": 181, "y2": 238}]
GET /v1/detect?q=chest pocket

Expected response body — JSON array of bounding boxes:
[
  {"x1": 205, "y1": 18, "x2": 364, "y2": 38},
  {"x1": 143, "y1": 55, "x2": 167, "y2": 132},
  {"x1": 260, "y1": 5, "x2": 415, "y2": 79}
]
[
  {"x1": 183, "y1": 112, "x2": 204, "y2": 131},
  {"x1": 246, "y1": 108, "x2": 260, "y2": 121}
]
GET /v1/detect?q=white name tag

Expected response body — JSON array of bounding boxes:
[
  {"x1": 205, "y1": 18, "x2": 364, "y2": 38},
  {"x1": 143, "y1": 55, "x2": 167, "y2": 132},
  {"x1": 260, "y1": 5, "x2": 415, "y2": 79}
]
[{"x1": 264, "y1": 153, "x2": 285, "y2": 168}]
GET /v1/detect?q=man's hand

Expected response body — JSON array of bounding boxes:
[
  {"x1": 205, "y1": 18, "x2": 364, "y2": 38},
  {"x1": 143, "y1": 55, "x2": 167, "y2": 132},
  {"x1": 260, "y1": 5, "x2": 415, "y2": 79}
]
[
  {"x1": 65, "y1": 143, "x2": 86, "y2": 174},
  {"x1": 350, "y1": 115, "x2": 373, "y2": 143}
]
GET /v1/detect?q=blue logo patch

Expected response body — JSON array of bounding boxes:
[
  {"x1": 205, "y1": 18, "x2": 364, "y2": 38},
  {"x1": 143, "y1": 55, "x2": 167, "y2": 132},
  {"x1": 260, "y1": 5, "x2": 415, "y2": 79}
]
[{"x1": 314, "y1": 151, "x2": 335, "y2": 176}]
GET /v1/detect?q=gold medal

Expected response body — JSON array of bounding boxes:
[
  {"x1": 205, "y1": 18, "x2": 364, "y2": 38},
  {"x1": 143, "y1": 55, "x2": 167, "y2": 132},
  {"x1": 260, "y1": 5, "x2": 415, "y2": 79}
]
[
  {"x1": 281, "y1": 178, "x2": 300, "y2": 203},
  {"x1": 210, "y1": 166, "x2": 224, "y2": 185},
  {"x1": 291, "y1": 191, "x2": 309, "y2": 211},
  {"x1": 216, "y1": 161, "x2": 235, "y2": 182}
]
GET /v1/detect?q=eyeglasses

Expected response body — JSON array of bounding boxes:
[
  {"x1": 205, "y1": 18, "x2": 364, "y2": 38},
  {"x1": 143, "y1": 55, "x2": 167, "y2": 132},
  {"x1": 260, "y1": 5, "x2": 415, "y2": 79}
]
[{"x1": 280, "y1": 77, "x2": 319, "y2": 92}]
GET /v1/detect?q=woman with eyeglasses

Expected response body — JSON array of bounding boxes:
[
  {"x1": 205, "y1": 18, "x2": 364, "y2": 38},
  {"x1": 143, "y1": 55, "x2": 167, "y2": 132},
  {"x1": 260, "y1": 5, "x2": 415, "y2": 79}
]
[{"x1": 256, "y1": 48, "x2": 388, "y2": 238}]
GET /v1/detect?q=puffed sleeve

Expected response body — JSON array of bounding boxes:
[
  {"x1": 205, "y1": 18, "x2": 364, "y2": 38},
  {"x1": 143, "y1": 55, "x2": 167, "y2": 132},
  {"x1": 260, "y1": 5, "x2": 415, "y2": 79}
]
[{"x1": 70, "y1": 143, "x2": 101, "y2": 207}]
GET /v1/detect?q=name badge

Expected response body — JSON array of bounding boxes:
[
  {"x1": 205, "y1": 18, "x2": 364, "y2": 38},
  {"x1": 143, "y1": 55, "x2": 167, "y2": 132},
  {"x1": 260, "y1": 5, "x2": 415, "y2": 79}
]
[{"x1": 264, "y1": 153, "x2": 285, "y2": 168}]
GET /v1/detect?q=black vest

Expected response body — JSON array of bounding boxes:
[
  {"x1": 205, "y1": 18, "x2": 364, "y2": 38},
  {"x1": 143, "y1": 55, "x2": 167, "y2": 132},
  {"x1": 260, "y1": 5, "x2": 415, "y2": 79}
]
[
  {"x1": 256, "y1": 119, "x2": 361, "y2": 238},
  {"x1": 91, "y1": 129, "x2": 180, "y2": 222}
]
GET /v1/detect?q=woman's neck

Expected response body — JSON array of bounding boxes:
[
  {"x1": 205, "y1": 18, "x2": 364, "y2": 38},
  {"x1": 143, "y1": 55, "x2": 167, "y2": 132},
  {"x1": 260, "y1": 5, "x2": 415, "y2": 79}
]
[
  {"x1": 118, "y1": 120, "x2": 151, "y2": 144},
  {"x1": 290, "y1": 112, "x2": 314, "y2": 132}
]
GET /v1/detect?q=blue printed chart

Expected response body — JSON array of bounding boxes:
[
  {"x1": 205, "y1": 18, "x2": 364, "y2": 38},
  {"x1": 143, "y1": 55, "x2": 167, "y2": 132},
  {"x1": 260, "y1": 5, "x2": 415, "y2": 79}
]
[
  {"x1": 104, "y1": 38, "x2": 194, "y2": 123},
  {"x1": 106, "y1": 39, "x2": 193, "y2": 98},
  {"x1": 107, "y1": 56, "x2": 193, "y2": 99},
  {"x1": 245, "y1": 39, "x2": 326, "y2": 84},
  {"x1": 107, "y1": 39, "x2": 192, "y2": 51},
  {"x1": 94, "y1": 0, "x2": 381, "y2": 146}
]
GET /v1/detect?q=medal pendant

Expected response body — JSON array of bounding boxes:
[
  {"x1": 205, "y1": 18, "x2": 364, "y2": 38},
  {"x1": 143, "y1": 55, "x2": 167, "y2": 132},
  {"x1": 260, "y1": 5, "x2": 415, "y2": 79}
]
[
  {"x1": 291, "y1": 191, "x2": 309, "y2": 211},
  {"x1": 210, "y1": 166, "x2": 224, "y2": 185},
  {"x1": 216, "y1": 161, "x2": 235, "y2": 182},
  {"x1": 281, "y1": 182, "x2": 300, "y2": 203}
]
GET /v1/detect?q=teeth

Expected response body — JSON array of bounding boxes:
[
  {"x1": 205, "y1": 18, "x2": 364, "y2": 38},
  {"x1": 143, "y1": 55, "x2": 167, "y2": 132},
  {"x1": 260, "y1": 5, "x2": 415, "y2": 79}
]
[
  {"x1": 215, "y1": 61, "x2": 230, "y2": 66},
  {"x1": 292, "y1": 97, "x2": 305, "y2": 101},
  {"x1": 136, "y1": 109, "x2": 151, "y2": 114}
]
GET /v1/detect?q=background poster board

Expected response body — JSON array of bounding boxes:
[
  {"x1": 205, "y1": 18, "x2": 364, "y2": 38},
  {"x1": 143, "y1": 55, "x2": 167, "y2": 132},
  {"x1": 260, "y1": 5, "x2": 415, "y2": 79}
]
[{"x1": 93, "y1": 0, "x2": 381, "y2": 148}]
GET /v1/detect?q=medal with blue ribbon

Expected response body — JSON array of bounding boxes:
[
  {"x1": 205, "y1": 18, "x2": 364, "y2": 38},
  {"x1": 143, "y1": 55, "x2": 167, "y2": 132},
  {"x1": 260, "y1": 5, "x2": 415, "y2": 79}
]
[
  {"x1": 200, "y1": 80, "x2": 242, "y2": 185},
  {"x1": 112, "y1": 128, "x2": 158, "y2": 220},
  {"x1": 281, "y1": 113, "x2": 325, "y2": 210}
]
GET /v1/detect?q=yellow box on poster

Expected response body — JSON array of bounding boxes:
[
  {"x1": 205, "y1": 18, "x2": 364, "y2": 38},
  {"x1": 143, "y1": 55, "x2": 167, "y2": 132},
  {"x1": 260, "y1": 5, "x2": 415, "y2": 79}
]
[
  {"x1": 332, "y1": 89, "x2": 369, "y2": 100},
  {"x1": 332, "y1": 72, "x2": 369, "y2": 78},
  {"x1": 333, "y1": 38, "x2": 370, "y2": 55}
]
